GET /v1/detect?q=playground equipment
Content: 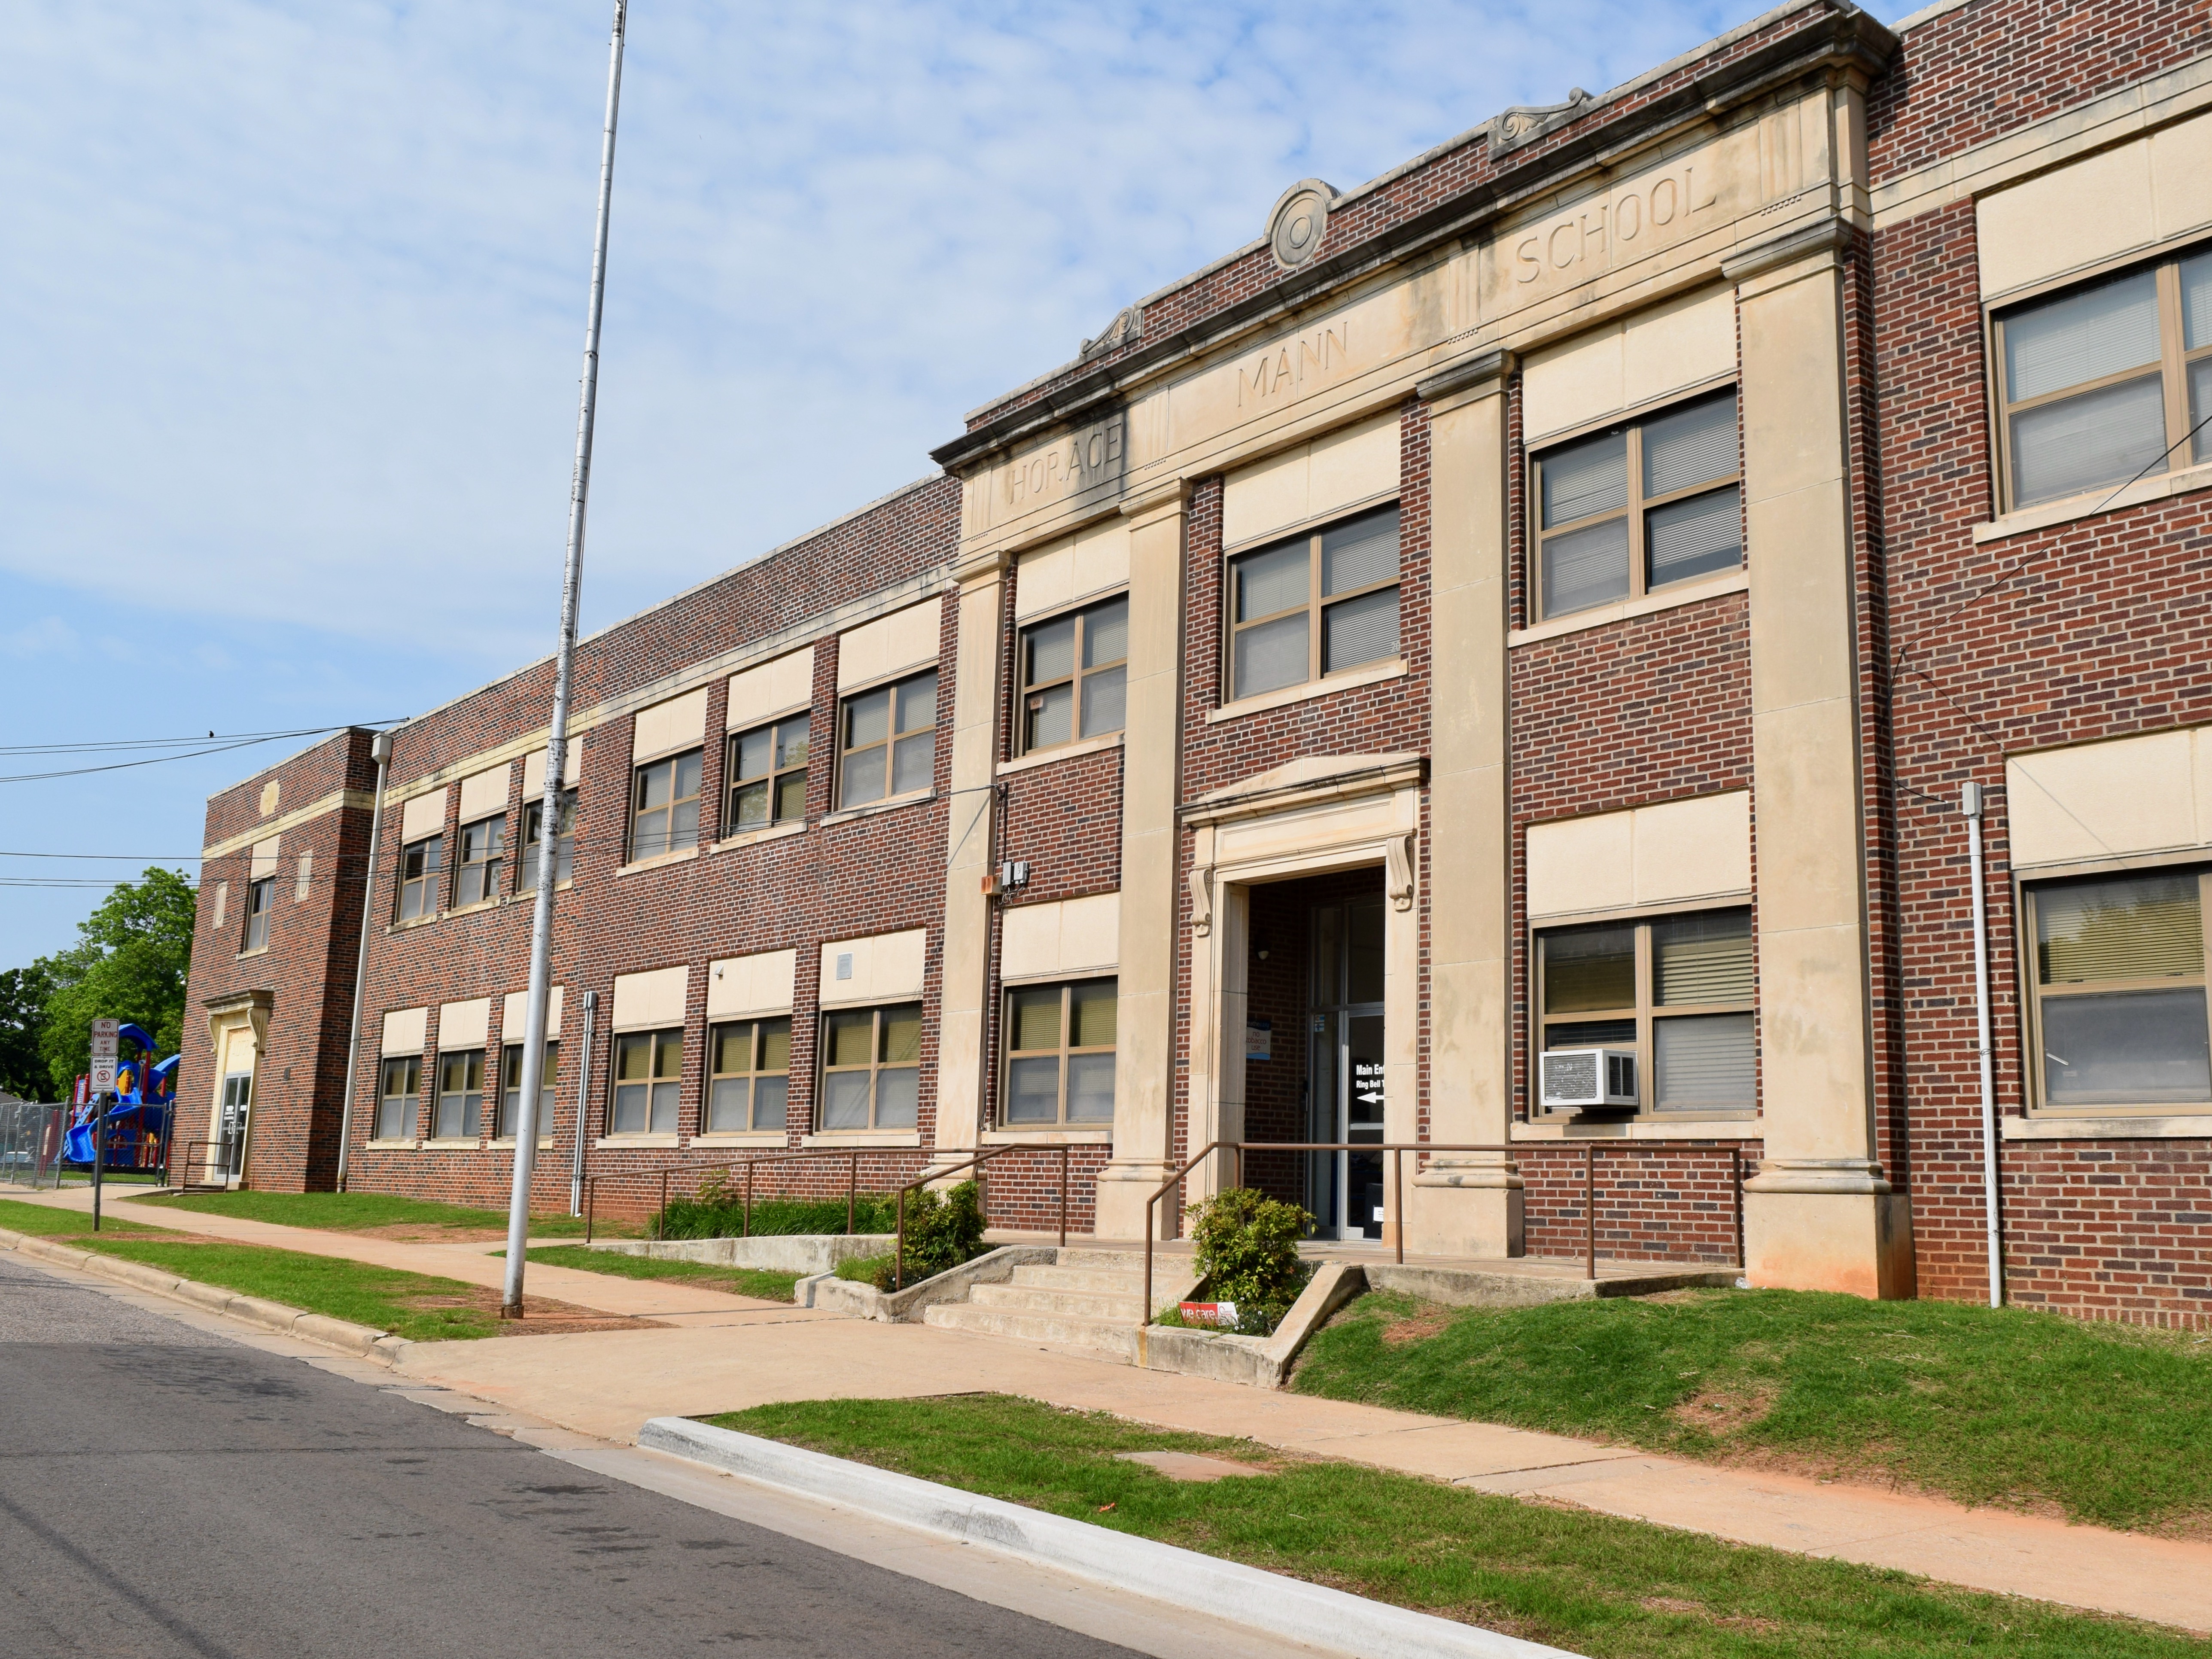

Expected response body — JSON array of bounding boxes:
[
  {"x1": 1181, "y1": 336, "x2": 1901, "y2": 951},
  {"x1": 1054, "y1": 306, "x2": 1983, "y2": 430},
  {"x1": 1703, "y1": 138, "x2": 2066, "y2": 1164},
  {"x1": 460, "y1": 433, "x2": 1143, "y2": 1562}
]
[{"x1": 61, "y1": 1022, "x2": 177, "y2": 1177}]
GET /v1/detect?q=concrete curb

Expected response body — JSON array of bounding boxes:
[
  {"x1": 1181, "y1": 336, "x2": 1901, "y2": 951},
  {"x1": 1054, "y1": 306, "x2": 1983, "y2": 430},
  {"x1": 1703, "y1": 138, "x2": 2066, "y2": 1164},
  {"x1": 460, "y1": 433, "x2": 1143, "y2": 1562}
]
[
  {"x1": 0, "y1": 1226, "x2": 406, "y2": 1366},
  {"x1": 638, "y1": 1416, "x2": 1582, "y2": 1659}
]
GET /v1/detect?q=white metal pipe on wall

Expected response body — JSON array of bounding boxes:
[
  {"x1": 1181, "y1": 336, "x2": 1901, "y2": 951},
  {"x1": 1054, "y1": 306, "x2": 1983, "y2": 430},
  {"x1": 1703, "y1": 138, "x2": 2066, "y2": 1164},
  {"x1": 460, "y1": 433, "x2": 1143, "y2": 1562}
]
[{"x1": 1963, "y1": 782, "x2": 2002, "y2": 1308}]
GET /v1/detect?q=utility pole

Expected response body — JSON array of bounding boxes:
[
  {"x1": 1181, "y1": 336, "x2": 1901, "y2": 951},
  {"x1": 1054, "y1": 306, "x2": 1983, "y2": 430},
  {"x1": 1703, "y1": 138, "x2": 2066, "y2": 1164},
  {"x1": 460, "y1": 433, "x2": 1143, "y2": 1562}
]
[{"x1": 503, "y1": 0, "x2": 629, "y2": 1318}]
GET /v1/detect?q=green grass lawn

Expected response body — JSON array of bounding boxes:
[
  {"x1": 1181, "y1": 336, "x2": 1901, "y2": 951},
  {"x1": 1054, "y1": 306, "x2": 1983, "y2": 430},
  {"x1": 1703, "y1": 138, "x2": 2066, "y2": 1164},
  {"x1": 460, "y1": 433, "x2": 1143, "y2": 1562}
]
[
  {"x1": 1292, "y1": 1288, "x2": 2212, "y2": 1535},
  {"x1": 138, "y1": 1189, "x2": 608, "y2": 1237},
  {"x1": 0, "y1": 1196, "x2": 170, "y2": 1236},
  {"x1": 710, "y1": 1394, "x2": 2200, "y2": 1659},
  {"x1": 78, "y1": 1237, "x2": 503, "y2": 1341},
  {"x1": 525, "y1": 1244, "x2": 799, "y2": 1303}
]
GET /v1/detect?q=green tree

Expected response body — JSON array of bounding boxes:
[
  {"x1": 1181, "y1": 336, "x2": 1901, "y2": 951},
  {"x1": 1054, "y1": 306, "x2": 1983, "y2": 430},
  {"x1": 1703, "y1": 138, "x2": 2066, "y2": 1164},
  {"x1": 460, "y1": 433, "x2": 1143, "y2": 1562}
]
[
  {"x1": 0, "y1": 962, "x2": 54, "y2": 1098},
  {"x1": 36, "y1": 868, "x2": 198, "y2": 1095}
]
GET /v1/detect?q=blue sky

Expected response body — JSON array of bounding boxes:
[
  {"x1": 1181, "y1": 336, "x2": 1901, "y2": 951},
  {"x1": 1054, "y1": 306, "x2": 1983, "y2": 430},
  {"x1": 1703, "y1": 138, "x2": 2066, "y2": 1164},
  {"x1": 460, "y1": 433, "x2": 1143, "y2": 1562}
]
[{"x1": 0, "y1": 0, "x2": 1915, "y2": 964}]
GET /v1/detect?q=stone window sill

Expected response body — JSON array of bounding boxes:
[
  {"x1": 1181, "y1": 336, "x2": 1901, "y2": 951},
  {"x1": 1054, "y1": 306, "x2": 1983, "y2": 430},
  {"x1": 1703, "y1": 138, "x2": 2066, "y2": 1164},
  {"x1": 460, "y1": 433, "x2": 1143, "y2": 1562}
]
[
  {"x1": 365, "y1": 1138, "x2": 420, "y2": 1151},
  {"x1": 1205, "y1": 657, "x2": 1407, "y2": 725},
  {"x1": 616, "y1": 846, "x2": 700, "y2": 878},
  {"x1": 388, "y1": 915, "x2": 439, "y2": 934},
  {"x1": 799, "y1": 1131, "x2": 922, "y2": 1148},
  {"x1": 981, "y1": 1127, "x2": 1112, "y2": 1145},
  {"x1": 691, "y1": 1130, "x2": 791, "y2": 1147},
  {"x1": 446, "y1": 898, "x2": 502, "y2": 918},
  {"x1": 821, "y1": 791, "x2": 933, "y2": 828},
  {"x1": 1509, "y1": 570, "x2": 1747, "y2": 647},
  {"x1": 712, "y1": 821, "x2": 807, "y2": 855},
  {"x1": 1512, "y1": 1114, "x2": 1759, "y2": 1142},
  {"x1": 997, "y1": 732, "x2": 1123, "y2": 777},
  {"x1": 235, "y1": 946, "x2": 269, "y2": 961},
  {"x1": 1975, "y1": 461, "x2": 2212, "y2": 545},
  {"x1": 595, "y1": 1133, "x2": 680, "y2": 1148},
  {"x1": 2002, "y1": 1112, "x2": 2212, "y2": 1140}
]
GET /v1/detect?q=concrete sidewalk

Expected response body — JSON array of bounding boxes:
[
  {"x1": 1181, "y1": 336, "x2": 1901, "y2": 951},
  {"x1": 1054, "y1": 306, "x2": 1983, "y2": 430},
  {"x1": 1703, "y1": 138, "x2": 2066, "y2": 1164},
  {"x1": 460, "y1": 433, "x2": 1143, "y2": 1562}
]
[{"x1": 15, "y1": 1184, "x2": 2209, "y2": 1633}]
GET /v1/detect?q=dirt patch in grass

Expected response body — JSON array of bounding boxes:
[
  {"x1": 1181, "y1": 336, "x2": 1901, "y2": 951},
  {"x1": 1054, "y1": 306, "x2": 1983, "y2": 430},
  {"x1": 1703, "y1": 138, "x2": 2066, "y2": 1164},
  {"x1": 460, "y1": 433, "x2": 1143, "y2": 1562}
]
[
  {"x1": 1377, "y1": 1303, "x2": 1458, "y2": 1346},
  {"x1": 1668, "y1": 1383, "x2": 1775, "y2": 1436},
  {"x1": 404, "y1": 1283, "x2": 665, "y2": 1337}
]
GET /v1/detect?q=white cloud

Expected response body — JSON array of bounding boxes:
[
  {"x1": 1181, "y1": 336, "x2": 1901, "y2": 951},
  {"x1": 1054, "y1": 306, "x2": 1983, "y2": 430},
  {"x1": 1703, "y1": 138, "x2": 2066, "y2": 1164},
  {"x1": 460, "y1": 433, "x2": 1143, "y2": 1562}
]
[{"x1": 2, "y1": 616, "x2": 80, "y2": 661}]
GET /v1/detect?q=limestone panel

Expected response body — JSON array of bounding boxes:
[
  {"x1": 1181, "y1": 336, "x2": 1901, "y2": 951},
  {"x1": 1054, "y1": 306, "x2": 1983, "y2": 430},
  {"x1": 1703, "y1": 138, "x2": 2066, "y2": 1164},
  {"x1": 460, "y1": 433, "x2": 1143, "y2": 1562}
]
[
  {"x1": 612, "y1": 965, "x2": 690, "y2": 1031},
  {"x1": 2007, "y1": 726, "x2": 2212, "y2": 866},
  {"x1": 705, "y1": 950, "x2": 797, "y2": 1019},
  {"x1": 1001, "y1": 892, "x2": 1121, "y2": 982},
  {"x1": 380, "y1": 1007, "x2": 427, "y2": 1056},
  {"x1": 458, "y1": 762, "x2": 511, "y2": 822},
  {"x1": 438, "y1": 998, "x2": 490, "y2": 1050},
  {"x1": 1977, "y1": 109, "x2": 2212, "y2": 299},
  {"x1": 837, "y1": 602, "x2": 940, "y2": 692},
  {"x1": 1013, "y1": 518, "x2": 1131, "y2": 622},
  {"x1": 521, "y1": 738, "x2": 581, "y2": 797},
  {"x1": 501, "y1": 986, "x2": 564, "y2": 1039},
  {"x1": 631, "y1": 686, "x2": 709, "y2": 765},
  {"x1": 1221, "y1": 410, "x2": 1401, "y2": 548},
  {"x1": 249, "y1": 836, "x2": 282, "y2": 883},
  {"x1": 1523, "y1": 285, "x2": 1736, "y2": 441},
  {"x1": 400, "y1": 789, "x2": 447, "y2": 843},
  {"x1": 818, "y1": 928, "x2": 927, "y2": 1008},
  {"x1": 1526, "y1": 791, "x2": 1752, "y2": 919},
  {"x1": 726, "y1": 648, "x2": 815, "y2": 731}
]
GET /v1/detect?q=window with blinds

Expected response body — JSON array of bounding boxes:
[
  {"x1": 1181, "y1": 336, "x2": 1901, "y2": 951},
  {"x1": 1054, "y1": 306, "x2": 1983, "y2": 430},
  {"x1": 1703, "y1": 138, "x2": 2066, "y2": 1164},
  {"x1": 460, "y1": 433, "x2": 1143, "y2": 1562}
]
[
  {"x1": 1530, "y1": 389, "x2": 1742, "y2": 621},
  {"x1": 1226, "y1": 504, "x2": 1400, "y2": 702},
  {"x1": 1535, "y1": 906, "x2": 1754, "y2": 1115},
  {"x1": 1994, "y1": 248, "x2": 2212, "y2": 511},
  {"x1": 2028, "y1": 869, "x2": 2212, "y2": 1110}
]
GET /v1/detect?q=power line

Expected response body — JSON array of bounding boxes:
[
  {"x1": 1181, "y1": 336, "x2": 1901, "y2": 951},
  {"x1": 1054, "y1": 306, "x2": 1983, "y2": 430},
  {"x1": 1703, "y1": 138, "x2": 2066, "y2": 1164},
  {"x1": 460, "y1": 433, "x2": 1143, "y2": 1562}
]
[
  {"x1": 0, "y1": 723, "x2": 404, "y2": 784},
  {"x1": 0, "y1": 723, "x2": 397, "y2": 756}
]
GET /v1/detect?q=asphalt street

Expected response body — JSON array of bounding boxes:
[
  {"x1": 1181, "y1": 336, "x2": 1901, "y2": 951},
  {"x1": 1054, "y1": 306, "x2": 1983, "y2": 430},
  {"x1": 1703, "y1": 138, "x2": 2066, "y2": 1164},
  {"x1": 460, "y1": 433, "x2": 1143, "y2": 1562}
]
[{"x1": 0, "y1": 1254, "x2": 1141, "y2": 1659}]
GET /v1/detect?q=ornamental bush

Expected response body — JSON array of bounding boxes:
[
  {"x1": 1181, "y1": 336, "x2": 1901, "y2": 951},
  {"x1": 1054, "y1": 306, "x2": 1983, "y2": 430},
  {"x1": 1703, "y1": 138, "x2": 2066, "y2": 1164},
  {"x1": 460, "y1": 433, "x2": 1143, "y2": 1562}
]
[
  {"x1": 1186, "y1": 1187, "x2": 1312, "y2": 1332},
  {"x1": 872, "y1": 1180, "x2": 986, "y2": 1290}
]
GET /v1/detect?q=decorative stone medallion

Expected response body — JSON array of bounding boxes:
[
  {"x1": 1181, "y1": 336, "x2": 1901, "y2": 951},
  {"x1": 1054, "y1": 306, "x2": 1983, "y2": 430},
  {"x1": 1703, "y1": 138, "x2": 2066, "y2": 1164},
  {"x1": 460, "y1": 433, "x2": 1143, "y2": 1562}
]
[{"x1": 1266, "y1": 179, "x2": 1337, "y2": 271}]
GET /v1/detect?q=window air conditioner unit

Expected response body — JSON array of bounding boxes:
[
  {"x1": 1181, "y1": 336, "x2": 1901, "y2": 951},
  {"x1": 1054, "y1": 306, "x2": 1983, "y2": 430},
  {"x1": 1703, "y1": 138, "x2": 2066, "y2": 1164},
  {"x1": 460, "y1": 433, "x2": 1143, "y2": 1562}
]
[{"x1": 1540, "y1": 1047, "x2": 1638, "y2": 1111}]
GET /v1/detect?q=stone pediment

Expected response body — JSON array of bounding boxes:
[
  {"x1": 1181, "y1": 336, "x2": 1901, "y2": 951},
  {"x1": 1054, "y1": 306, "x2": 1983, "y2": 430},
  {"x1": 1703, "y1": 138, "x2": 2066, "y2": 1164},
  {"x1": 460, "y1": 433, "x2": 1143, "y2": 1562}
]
[{"x1": 1184, "y1": 752, "x2": 1424, "y2": 825}]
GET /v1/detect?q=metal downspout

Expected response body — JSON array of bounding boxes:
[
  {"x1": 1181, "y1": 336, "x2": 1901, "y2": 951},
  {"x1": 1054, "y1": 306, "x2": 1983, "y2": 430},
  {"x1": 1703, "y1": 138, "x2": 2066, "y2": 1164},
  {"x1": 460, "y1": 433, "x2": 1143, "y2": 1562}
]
[
  {"x1": 334, "y1": 730, "x2": 393, "y2": 1193},
  {"x1": 1963, "y1": 782, "x2": 2002, "y2": 1308}
]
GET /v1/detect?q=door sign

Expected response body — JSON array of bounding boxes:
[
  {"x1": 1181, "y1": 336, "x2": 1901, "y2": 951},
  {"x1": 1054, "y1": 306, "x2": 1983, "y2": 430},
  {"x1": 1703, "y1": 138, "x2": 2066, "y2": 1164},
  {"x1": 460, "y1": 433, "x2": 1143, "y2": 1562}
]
[{"x1": 1354, "y1": 1059, "x2": 1385, "y2": 1111}]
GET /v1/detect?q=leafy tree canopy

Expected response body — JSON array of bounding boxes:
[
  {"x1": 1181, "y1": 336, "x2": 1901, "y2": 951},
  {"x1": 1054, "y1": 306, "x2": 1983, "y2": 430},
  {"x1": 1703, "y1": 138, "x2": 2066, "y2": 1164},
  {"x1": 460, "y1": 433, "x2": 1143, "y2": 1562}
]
[
  {"x1": 31, "y1": 868, "x2": 198, "y2": 1097},
  {"x1": 0, "y1": 962, "x2": 54, "y2": 1099}
]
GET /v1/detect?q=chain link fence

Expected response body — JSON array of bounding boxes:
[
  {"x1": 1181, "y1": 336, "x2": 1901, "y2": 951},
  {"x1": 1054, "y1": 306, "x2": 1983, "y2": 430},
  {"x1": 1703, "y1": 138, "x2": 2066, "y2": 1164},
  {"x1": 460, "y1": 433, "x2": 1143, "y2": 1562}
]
[{"x1": 0, "y1": 1100, "x2": 68, "y2": 1189}]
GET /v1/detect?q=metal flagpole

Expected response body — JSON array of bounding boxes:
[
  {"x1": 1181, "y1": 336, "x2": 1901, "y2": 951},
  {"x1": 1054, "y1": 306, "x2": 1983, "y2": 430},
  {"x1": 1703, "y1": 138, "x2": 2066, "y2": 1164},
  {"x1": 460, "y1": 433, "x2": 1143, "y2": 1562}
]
[{"x1": 503, "y1": 0, "x2": 628, "y2": 1318}]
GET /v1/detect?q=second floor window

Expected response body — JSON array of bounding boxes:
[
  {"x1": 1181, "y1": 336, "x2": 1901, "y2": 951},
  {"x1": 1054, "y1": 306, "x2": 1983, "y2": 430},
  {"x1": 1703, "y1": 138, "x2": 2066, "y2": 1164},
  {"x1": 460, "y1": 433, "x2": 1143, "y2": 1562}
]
[
  {"x1": 396, "y1": 836, "x2": 442, "y2": 922},
  {"x1": 1996, "y1": 250, "x2": 2212, "y2": 510},
  {"x1": 243, "y1": 877, "x2": 274, "y2": 950},
  {"x1": 1019, "y1": 596, "x2": 1128, "y2": 753},
  {"x1": 498, "y1": 1040, "x2": 557, "y2": 1138},
  {"x1": 2026, "y1": 868, "x2": 2210, "y2": 1110},
  {"x1": 434, "y1": 1048, "x2": 484, "y2": 1139},
  {"x1": 1533, "y1": 388, "x2": 1741, "y2": 620},
  {"x1": 376, "y1": 1055, "x2": 420, "y2": 1141},
  {"x1": 630, "y1": 749, "x2": 702, "y2": 862},
  {"x1": 708, "y1": 1017, "x2": 791, "y2": 1132},
  {"x1": 455, "y1": 816, "x2": 505, "y2": 906},
  {"x1": 838, "y1": 670, "x2": 937, "y2": 810},
  {"x1": 611, "y1": 1027, "x2": 682, "y2": 1134},
  {"x1": 1228, "y1": 504, "x2": 1400, "y2": 702},
  {"x1": 1537, "y1": 907, "x2": 1754, "y2": 1115},
  {"x1": 518, "y1": 789, "x2": 576, "y2": 891},
  {"x1": 1004, "y1": 978, "x2": 1117, "y2": 1126},
  {"x1": 728, "y1": 715, "x2": 809, "y2": 832},
  {"x1": 820, "y1": 1002, "x2": 920, "y2": 1130}
]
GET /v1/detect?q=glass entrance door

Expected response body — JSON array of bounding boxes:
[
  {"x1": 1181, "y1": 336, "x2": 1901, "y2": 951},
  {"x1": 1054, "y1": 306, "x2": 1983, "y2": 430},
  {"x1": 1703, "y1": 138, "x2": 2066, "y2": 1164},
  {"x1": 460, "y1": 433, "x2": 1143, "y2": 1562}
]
[
  {"x1": 218, "y1": 1073, "x2": 251, "y2": 1182},
  {"x1": 1306, "y1": 898, "x2": 1385, "y2": 1240}
]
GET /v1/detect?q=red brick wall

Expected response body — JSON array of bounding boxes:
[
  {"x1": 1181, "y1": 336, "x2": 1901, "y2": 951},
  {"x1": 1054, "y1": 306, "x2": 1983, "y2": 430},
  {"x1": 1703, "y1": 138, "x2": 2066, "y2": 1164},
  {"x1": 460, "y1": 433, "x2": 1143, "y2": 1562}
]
[{"x1": 183, "y1": 728, "x2": 379, "y2": 1191}]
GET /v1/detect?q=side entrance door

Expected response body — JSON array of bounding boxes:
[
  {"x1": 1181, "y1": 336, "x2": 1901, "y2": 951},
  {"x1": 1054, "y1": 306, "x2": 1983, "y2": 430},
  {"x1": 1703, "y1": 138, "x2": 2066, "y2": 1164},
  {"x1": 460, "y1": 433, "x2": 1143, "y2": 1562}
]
[{"x1": 1306, "y1": 897, "x2": 1385, "y2": 1240}]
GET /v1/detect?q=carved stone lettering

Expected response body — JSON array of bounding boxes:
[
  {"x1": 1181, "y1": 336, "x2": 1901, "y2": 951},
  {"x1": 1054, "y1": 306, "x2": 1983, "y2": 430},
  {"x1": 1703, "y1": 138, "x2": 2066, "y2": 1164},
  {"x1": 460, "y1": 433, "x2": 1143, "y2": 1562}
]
[
  {"x1": 1001, "y1": 415, "x2": 1127, "y2": 511},
  {"x1": 1512, "y1": 163, "x2": 1717, "y2": 287},
  {"x1": 1235, "y1": 320, "x2": 1352, "y2": 407}
]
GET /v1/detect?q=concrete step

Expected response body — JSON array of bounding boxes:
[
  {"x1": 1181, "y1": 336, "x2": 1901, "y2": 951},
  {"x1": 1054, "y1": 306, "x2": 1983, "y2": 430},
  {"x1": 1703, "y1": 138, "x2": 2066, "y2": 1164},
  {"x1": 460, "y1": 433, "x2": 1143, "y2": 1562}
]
[
  {"x1": 1052, "y1": 1247, "x2": 1154, "y2": 1272},
  {"x1": 968, "y1": 1282, "x2": 1144, "y2": 1319},
  {"x1": 923, "y1": 1302, "x2": 1138, "y2": 1360},
  {"x1": 1010, "y1": 1264, "x2": 1149, "y2": 1295}
]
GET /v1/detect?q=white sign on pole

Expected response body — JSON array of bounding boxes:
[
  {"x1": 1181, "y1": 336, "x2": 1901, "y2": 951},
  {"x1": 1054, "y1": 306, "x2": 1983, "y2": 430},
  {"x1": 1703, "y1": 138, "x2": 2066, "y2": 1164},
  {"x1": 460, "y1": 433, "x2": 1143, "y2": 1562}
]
[
  {"x1": 89, "y1": 1018, "x2": 120, "y2": 1061},
  {"x1": 90, "y1": 1059, "x2": 118, "y2": 1094}
]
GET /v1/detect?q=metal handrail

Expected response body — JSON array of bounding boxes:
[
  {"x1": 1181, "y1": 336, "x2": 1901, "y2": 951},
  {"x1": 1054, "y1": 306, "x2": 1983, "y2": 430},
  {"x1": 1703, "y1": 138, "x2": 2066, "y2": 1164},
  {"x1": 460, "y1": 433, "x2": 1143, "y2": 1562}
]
[
  {"x1": 180, "y1": 1139, "x2": 229, "y2": 1194},
  {"x1": 1141, "y1": 1139, "x2": 1747, "y2": 1327},
  {"x1": 892, "y1": 1142, "x2": 1071, "y2": 1290}
]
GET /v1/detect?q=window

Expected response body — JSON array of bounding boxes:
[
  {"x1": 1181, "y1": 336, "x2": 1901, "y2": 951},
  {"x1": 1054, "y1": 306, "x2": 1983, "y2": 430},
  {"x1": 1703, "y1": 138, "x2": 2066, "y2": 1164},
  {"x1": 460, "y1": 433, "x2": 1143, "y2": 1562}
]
[
  {"x1": 611, "y1": 1028, "x2": 682, "y2": 1134},
  {"x1": 1531, "y1": 389, "x2": 1741, "y2": 620},
  {"x1": 243, "y1": 877, "x2": 274, "y2": 950},
  {"x1": 1228, "y1": 504, "x2": 1399, "y2": 702},
  {"x1": 1003, "y1": 979, "x2": 1116, "y2": 1126},
  {"x1": 819, "y1": 1002, "x2": 921, "y2": 1129},
  {"x1": 1019, "y1": 597, "x2": 1127, "y2": 753},
  {"x1": 497, "y1": 1040, "x2": 557, "y2": 1138},
  {"x1": 630, "y1": 749, "x2": 702, "y2": 862},
  {"x1": 518, "y1": 789, "x2": 576, "y2": 891},
  {"x1": 837, "y1": 670, "x2": 936, "y2": 809},
  {"x1": 1536, "y1": 907, "x2": 1754, "y2": 1114},
  {"x1": 1995, "y1": 251, "x2": 2212, "y2": 510},
  {"x1": 433, "y1": 1049, "x2": 484, "y2": 1138},
  {"x1": 375, "y1": 1055, "x2": 420, "y2": 1141},
  {"x1": 396, "y1": 836, "x2": 443, "y2": 922},
  {"x1": 727, "y1": 716, "x2": 809, "y2": 832},
  {"x1": 454, "y1": 816, "x2": 505, "y2": 906},
  {"x1": 707, "y1": 1018, "x2": 791, "y2": 1132},
  {"x1": 2026, "y1": 869, "x2": 2211, "y2": 1110}
]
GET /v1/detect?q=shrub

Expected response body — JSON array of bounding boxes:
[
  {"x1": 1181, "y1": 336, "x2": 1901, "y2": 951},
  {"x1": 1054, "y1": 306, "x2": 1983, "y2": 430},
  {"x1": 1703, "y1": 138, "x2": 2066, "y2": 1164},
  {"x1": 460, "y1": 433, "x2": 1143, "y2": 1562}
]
[
  {"x1": 873, "y1": 1180, "x2": 986, "y2": 1290},
  {"x1": 652, "y1": 1172, "x2": 898, "y2": 1241},
  {"x1": 1185, "y1": 1187, "x2": 1312, "y2": 1333}
]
